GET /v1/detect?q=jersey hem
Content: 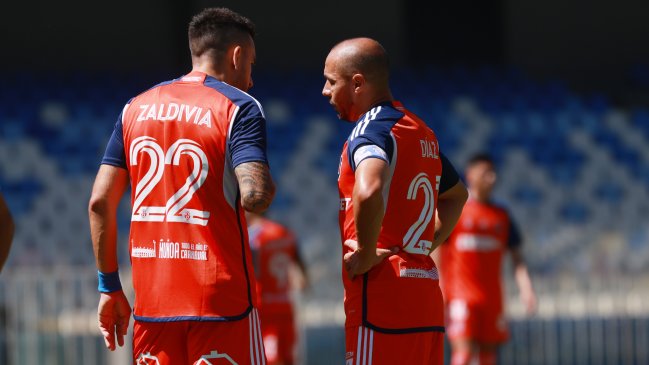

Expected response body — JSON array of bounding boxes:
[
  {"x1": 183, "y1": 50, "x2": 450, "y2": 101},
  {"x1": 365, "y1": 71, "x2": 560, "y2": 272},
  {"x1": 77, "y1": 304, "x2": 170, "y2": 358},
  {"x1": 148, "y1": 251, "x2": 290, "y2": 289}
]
[{"x1": 133, "y1": 305, "x2": 252, "y2": 322}]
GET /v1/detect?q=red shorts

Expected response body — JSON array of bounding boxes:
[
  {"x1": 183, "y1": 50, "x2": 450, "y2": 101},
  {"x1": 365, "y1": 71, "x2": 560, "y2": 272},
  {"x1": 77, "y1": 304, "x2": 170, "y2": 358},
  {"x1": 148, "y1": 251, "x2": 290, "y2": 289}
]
[
  {"x1": 259, "y1": 311, "x2": 296, "y2": 365},
  {"x1": 345, "y1": 326, "x2": 444, "y2": 365},
  {"x1": 133, "y1": 309, "x2": 266, "y2": 365},
  {"x1": 446, "y1": 299, "x2": 508, "y2": 344}
]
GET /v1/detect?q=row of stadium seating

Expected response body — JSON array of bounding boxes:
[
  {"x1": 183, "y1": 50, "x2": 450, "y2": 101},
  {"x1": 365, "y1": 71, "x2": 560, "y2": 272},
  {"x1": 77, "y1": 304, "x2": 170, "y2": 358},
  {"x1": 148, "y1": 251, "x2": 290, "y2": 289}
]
[{"x1": 1, "y1": 67, "x2": 648, "y2": 295}]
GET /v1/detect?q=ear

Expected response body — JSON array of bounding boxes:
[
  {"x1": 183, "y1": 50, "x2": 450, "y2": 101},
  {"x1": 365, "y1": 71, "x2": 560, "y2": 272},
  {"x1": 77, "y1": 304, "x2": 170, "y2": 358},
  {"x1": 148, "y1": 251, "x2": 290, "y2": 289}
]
[
  {"x1": 231, "y1": 45, "x2": 243, "y2": 70},
  {"x1": 352, "y1": 74, "x2": 364, "y2": 92}
]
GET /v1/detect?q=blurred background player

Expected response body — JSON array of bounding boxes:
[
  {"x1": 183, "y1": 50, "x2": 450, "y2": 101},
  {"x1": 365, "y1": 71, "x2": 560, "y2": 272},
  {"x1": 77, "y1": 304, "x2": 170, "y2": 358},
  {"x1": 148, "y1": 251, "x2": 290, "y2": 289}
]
[
  {"x1": 247, "y1": 212, "x2": 308, "y2": 365},
  {"x1": 88, "y1": 7, "x2": 275, "y2": 364},
  {"x1": 0, "y1": 191, "x2": 14, "y2": 273},
  {"x1": 438, "y1": 153, "x2": 537, "y2": 365},
  {"x1": 323, "y1": 37, "x2": 468, "y2": 365}
]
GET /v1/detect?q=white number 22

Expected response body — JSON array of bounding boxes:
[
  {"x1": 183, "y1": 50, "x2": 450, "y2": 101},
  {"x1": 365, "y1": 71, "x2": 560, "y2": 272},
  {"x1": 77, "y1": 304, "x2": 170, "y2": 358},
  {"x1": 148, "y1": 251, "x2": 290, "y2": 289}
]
[
  {"x1": 402, "y1": 173, "x2": 441, "y2": 255},
  {"x1": 129, "y1": 136, "x2": 210, "y2": 226}
]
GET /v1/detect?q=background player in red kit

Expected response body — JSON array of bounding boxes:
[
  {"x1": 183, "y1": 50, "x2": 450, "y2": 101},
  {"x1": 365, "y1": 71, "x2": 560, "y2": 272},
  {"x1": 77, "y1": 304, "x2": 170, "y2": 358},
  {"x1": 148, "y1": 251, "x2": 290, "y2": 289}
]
[
  {"x1": 438, "y1": 153, "x2": 537, "y2": 365},
  {"x1": 247, "y1": 212, "x2": 308, "y2": 365},
  {"x1": 322, "y1": 38, "x2": 468, "y2": 365},
  {"x1": 88, "y1": 8, "x2": 275, "y2": 365}
]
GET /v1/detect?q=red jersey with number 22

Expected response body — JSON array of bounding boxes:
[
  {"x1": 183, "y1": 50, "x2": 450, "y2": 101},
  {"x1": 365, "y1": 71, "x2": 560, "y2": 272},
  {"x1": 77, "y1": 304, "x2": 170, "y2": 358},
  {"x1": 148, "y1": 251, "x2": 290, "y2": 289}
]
[
  {"x1": 102, "y1": 71, "x2": 269, "y2": 322},
  {"x1": 338, "y1": 101, "x2": 445, "y2": 333}
]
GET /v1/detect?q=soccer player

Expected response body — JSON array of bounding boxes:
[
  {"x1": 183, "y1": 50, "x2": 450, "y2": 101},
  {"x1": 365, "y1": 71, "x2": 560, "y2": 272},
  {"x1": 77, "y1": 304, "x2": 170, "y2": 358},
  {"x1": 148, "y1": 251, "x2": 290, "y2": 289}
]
[
  {"x1": 88, "y1": 8, "x2": 275, "y2": 365},
  {"x1": 0, "y1": 191, "x2": 14, "y2": 273},
  {"x1": 247, "y1": 212, "x2": 308, "y2": 365},
  {"x1": 438, "y1": 153, "x2": 537, "y2": 365},
  {"x1": 322, "y1": 38, "x2": 468, "y2": 365}
]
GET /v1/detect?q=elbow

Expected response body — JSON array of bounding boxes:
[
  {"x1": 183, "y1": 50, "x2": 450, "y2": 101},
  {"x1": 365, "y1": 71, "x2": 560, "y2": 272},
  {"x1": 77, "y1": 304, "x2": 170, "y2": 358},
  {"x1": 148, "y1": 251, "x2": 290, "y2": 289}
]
[
  {"x1": 354, "y1": 180, "x2": 383, "y2": 207},
  {"x1": 3, "y1": 213, "x2": 15, "y2": 241},
  {"x1": 459, "y1": 184, "x2": 469, "y2": 204},
  {"x1": 241, "y1": 180, "x2": 276, "y2": 214},
  {"x1": 8, "y1": 217, "x2": 15, "y2": 239},
  {"x1": 88, "y1": 193, "x2": 110, "y2": 217}
]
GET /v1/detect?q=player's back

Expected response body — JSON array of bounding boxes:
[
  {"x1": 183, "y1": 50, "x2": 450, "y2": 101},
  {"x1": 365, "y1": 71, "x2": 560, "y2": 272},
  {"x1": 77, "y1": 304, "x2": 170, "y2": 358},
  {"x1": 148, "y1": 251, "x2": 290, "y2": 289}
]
[
  {"x1": 338, "y1": 101, "x2": 445, "y2": 331},
  {"x1": 441, "y1": 199, "x2": 511, "y2": 306},
  {"x1": 248, "y1": 218, "x2": 297, "y2": 315},
  {"x1": 119, "y1": 71, "x2": 263, "y2": 321}
]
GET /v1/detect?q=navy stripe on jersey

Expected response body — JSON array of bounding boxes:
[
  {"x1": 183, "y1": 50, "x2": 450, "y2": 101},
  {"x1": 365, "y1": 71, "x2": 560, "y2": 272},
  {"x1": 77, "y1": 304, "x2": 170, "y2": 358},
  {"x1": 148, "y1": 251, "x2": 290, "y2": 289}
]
[
  {"x1": 133, "y1": 306, "x2": 252, "y2": 322},
  {"x1": 101, "y1": 100, "x2": 133, "y2": 169},
  {"x1": 203, "y1": 76, "x2": 268, "y2": 168},
  {"x1": 347, "y1": 103, "x2": 403, "y2": 171},
  {"x1": 508, "y1": 216, "x2": 522, "y2": 248},
  {"x1": 439, "y1": 153, "x2": 460, "y2": 194}
]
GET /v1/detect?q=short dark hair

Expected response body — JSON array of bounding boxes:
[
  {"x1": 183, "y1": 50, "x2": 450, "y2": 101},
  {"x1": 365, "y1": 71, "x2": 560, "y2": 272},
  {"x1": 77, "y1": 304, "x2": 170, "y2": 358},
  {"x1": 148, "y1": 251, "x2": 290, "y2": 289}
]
[
  {"x1": 467, "y1": 153, "x2": 494, "y2": 166},
  {"x1": 188, "y1": 8, "x2": 255, "y2": 61}
]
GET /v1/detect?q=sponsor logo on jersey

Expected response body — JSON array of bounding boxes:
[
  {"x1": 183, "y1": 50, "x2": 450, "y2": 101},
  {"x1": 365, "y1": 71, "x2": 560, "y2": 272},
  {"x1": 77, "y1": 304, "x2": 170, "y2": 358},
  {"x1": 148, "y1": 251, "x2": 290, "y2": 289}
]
[
  {"x1": 455, "y1": 234, "x2": 500, "y2": 251},
  {"x1": 136, "y1": 353, "x2": 160, "y2": 365}
]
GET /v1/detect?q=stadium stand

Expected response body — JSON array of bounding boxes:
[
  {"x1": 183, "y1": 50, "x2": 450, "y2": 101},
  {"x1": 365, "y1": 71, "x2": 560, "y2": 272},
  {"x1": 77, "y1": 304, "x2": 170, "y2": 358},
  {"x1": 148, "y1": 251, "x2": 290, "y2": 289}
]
[
  {"x1": 1, "y1": 67, "x2": 649, "y2": 364},
  {"x1": 1, "y1": 67, "x2": 648, "y2": 280}
]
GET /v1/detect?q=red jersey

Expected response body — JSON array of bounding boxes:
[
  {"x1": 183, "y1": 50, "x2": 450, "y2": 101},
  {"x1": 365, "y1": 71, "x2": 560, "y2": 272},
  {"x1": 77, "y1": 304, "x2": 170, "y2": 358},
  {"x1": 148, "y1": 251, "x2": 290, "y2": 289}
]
[
  {"x1": 440, "y1": 198, "x2": 521, "y2": 308},
  {"x1": 101, "y1": 71, "x2": 269, "y2": 321},
  {"x1": 338, "y1": 101, "x2": 459, "y2": 333},
  {"x1": 248, "y1": 217, "x2": 299, "y2": 315}
]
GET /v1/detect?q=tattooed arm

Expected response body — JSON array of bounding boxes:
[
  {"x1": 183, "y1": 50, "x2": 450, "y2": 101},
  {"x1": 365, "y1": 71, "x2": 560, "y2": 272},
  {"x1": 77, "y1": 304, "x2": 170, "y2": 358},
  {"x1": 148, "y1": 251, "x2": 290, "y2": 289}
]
[{"x1": 235, "y1": 161, "x2": 276, "y2": 213}]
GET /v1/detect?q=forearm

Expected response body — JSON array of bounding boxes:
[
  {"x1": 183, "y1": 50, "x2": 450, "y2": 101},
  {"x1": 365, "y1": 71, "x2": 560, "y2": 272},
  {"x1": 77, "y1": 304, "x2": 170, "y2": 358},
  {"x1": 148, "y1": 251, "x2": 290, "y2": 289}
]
[
  {"x1": 235, "y1": 162, "x2": 275, "y2": 213},
  {"x1": 432, "y1": 182, "x2": 468, "y2": 251},
  {"x1": 433, "y1": 199, "x2": 465, "y2": 248},
  {"x1": 515, "y1": 264, "x2": 534, "y2": 295},
  {"x1": 89, "y1": 205, "x2": 119, "y2": 273},
  {"x1": 353, "y1": 187, "x2": 384, "y2": 259},
  {"x1": 88, "y1": 165, "x2": 128, "y2": 273}
]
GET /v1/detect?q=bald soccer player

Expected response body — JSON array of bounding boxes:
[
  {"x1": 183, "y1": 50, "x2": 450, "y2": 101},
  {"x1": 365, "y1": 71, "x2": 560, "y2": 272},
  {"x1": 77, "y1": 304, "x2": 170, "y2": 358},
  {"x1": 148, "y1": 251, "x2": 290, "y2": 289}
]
[
  {"x1": 89, "y1": 8, "x2": 274, "y2": 364},
  {"x1": 322, "y1": 38, "x2": 468, "y2": 365}
]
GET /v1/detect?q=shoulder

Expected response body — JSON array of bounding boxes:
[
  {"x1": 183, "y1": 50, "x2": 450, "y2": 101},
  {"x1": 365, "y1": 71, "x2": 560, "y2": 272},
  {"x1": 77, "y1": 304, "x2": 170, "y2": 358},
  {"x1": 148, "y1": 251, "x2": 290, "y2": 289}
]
[
  {"x1": 130, "y1": 78, "x2": 177, "y2": 103},
  {"x1": 260, "y1": 219, "x2": 293, "y2": 240},
  {"x1": 203, "y1": 77, "x2": 265, "y2": 117},
  {"x1": 350, "y1": 103, "x2": 404, "y2": 141},
  {"x1": 488, "y1": 200, "x2": 513, "y2": 219}
]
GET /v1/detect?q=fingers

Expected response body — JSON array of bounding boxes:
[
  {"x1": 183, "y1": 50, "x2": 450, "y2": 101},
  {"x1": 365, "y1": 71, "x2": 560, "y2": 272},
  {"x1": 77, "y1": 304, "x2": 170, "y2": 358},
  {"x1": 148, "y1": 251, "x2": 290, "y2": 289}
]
[
  {"x1": 376, "y1": 246, "x2": 399, "y2": 259},
  {"x1": 343, "y1": 239, "x2": 358, "y2": 251},
  {"x1": 116, "y1": 318, "x2": 128, "y2": 347},
  {"x1": 98, "y1": 318, "x2": 116, "y2": 351},
  {"x1": 343, "y1": 251, "x2": 357, "y2": 280}
]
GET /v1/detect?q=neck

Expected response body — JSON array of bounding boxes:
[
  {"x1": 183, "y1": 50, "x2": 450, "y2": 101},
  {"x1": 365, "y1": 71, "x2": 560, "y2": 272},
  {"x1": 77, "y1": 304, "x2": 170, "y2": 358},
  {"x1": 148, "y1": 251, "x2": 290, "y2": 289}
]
[
  {"x1": 366, "y1": 89, "x2": 393, "y2": 110},
  {"x1": 469, "y1": 188, "x2": 490, "y2": 203},
  {"x1": 191, "y1": 58, "x2": 227, "y2": 82}
]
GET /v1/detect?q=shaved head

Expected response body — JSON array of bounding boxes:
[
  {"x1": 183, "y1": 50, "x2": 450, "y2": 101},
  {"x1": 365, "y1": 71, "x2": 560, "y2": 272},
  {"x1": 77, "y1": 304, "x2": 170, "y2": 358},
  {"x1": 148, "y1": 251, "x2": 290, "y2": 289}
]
[
  {"x1": 328, "y1": 37, "x2": 390, "y2": 86},
  {"x1": 323, "y1": 37, "x2": 393, "y2": 122}
]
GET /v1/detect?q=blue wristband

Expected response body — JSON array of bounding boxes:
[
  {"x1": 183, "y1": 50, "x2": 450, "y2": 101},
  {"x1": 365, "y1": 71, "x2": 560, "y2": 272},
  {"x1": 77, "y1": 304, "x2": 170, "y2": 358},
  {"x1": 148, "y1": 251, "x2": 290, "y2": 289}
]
[{"x1": 97, "y1": 270, "x2": 122, "y2": 293}]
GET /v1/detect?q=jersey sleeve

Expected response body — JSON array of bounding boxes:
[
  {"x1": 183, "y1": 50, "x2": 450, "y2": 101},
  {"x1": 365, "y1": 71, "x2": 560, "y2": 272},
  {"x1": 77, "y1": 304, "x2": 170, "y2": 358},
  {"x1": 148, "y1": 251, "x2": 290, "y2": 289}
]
[
  {"x1": 439, "y1": 153, "x2": 460, "y2": 194},
  {"x1": 101, "y1": 112, "x2": 127, "y2": 169},
  {"x1": 229, "y1": 100, "x2": 268, "y2": 168},
  {"x1": 353, "y1": 144, "x2": 389, "y2": 168},
  {"x1": 507, "y1": 214, "x2": 523, "y2": 249},
  {"x1": 347, "y1": 105, "x2": 402, "y2": 171}
]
